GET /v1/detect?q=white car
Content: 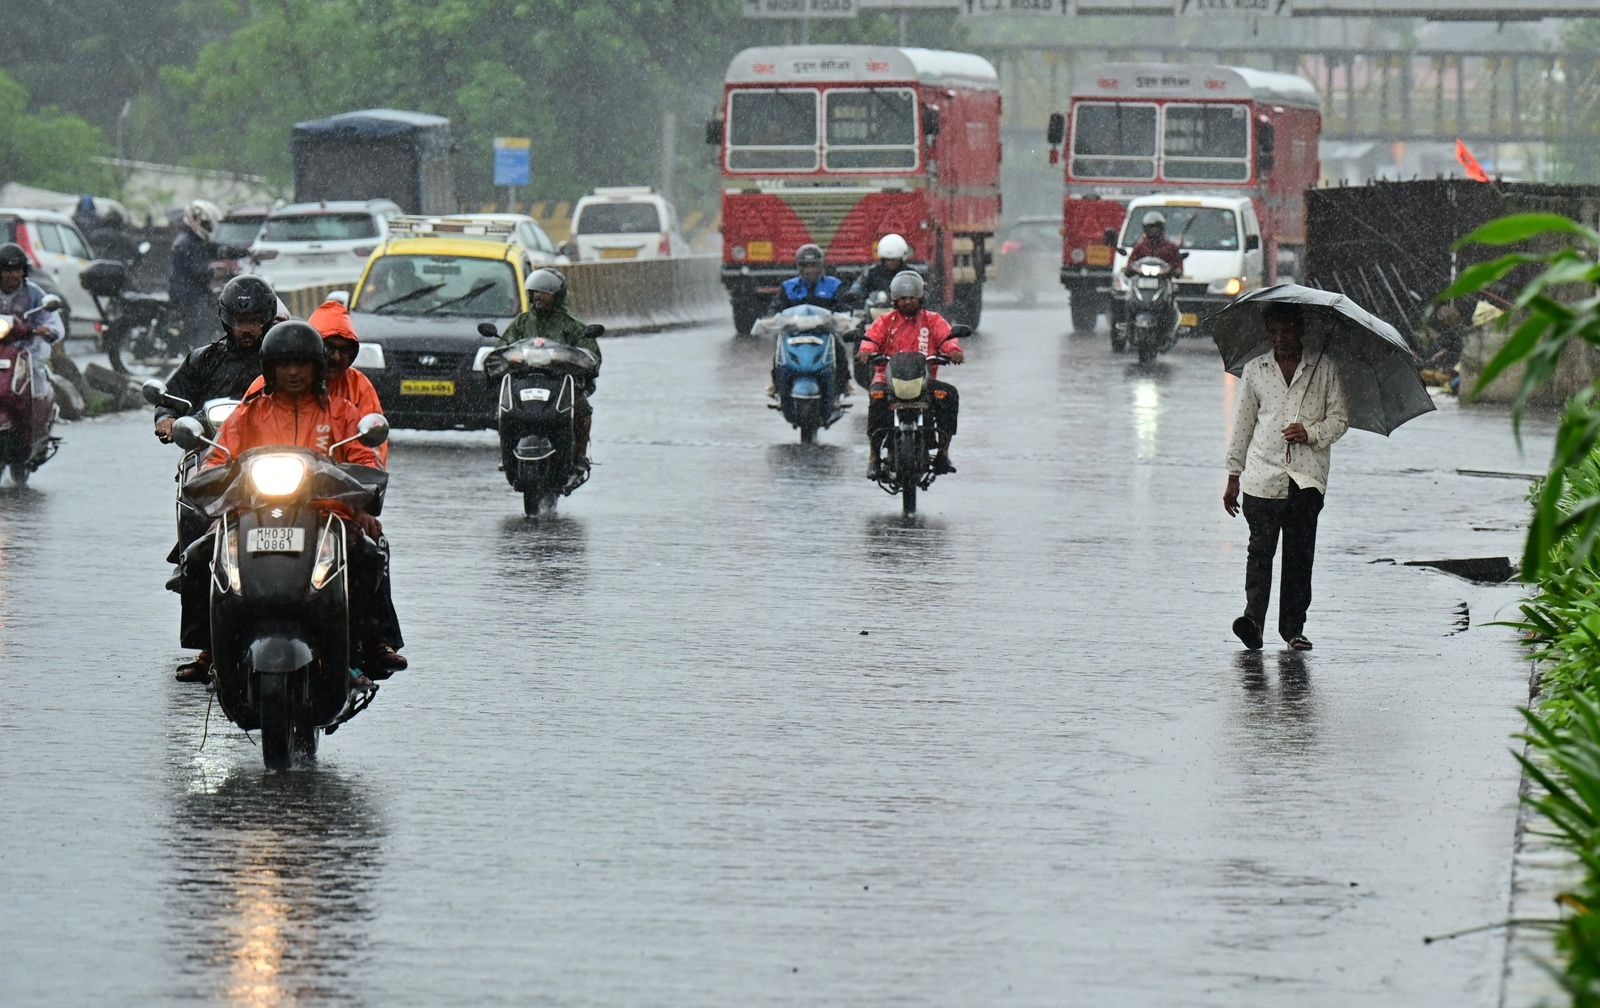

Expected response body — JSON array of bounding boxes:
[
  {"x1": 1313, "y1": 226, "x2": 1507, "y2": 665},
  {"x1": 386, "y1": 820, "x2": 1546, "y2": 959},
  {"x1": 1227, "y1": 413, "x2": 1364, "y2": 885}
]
[
  {"x1": 387, "y1": 213, "x2": 566, "y2": 265},
  {"x1": 0, "y1": 207, "x2": 99, "y2": 329},
  {"x1": 249, "y1": 199, "x2": 401, "y2": 290},
  {"x1": 569, "y1": 187, "x2": 685, "y2": 261}
]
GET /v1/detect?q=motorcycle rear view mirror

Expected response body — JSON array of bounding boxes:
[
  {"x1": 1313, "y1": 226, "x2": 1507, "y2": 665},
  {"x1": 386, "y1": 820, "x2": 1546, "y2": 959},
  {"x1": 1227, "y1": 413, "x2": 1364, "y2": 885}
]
[
  {"x1": 37, "y1": 295, "x2": 63, "y2": 314},
  {"x1": 476, "y1": 322, "x2": 499, "y2": 339},
  {"x1": 1180, "y1": 251, "x2": 1191, "y2": 259},
  {"x1": 356, "y1": 414, "x2": 390, "y2": 448},
  {"x1": 583, "y1": 324, "x2": 606, "y2": 339},
  {"x1": 141, "y1": 378, "x2": 194, "y2": 412},
  {"x1": 949, "y1": 324, "x2": 973, "y2": 340},
  {"x1": 170, "y1": 416, "x2": 206, "y2": 452}
]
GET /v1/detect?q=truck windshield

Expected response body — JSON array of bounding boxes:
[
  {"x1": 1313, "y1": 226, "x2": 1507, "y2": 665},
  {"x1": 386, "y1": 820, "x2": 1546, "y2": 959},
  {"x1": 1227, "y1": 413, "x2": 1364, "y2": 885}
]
[
  {"x1": 355, "y1": 255, "x2": 519, "y2": 317},
  {"x1": 1120, "y1": 208, "x2": 1240, "y2": 251},
  {"x1": 1071, "y1": 103, "x2": 1157, "y2": 180},
  {"x1": 1162, "y1": 104, "x2": 1251, "y2": 182},
  {"x1": 261, "y1": 213, "x2": 379, "y2": 242},
  {"x1": 728, "y1": 89, "x2": 819, "y2": 171},
  {"x1": 824, "y1": 89, "x2": 917, "y2": 170}
]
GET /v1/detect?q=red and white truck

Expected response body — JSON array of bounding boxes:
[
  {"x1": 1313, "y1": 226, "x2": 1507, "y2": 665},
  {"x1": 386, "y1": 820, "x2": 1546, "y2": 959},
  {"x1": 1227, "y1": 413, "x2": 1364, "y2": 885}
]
[
  {"x1": 1044, "y1": 63, "x2": 1322, "y2": 331},
  {"x1": 709, "y1": 46, "x2": 1003, "y2": 334}
]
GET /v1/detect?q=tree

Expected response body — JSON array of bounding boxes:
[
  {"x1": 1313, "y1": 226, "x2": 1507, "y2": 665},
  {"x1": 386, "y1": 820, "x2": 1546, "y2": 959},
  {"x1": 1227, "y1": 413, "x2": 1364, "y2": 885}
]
[{"x1": 0, "y1": 70, "x2": 116, "y2": 193}]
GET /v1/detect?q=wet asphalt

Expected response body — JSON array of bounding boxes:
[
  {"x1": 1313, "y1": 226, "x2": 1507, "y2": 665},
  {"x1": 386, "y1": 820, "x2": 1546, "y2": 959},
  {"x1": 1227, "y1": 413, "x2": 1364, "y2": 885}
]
[{"x1": 0, "y1": 293, "x2": 1555, "y2": 1006}]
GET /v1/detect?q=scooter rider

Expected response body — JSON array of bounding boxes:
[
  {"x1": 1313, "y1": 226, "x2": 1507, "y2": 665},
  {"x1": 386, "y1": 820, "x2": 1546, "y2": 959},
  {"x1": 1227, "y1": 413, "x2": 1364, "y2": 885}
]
[
  {"x1": 847, "y1": 233, "x2": 912, "y2": 302},
  {"x1": 766, "y1": 243, "x2": 852, "y2": 398},
  {"x1": 1124, "y1": 211, "x2": 1185, "y2": 276},
  {"x1": 169, "y1": 199, "x2": 227, "y2": 349},
  {"x1": 857, "y1": 270, "x2": 964, "y2": 480},
  {"x1": 498, "y1": 268, "x2": 601, "y2": 471},
  {"x1": 0, "y1": 243, "x2": 65, "y2": 399},
  {"x1": 175, "y1": 321, "x2": 393, "y2": 683},
  {"x1": 154, "y1": 275, "x2": 284, "y2": 443}
]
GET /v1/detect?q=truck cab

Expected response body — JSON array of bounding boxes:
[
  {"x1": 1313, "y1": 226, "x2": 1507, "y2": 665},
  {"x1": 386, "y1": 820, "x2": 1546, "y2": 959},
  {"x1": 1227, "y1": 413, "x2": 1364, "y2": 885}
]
[{"x1": 1111, "y1": 195, "x2": 1264, "y2": 334}]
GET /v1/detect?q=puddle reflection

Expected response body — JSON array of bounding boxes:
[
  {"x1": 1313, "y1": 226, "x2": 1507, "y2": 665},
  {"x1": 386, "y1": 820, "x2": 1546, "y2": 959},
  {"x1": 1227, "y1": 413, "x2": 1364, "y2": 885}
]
[{"x1": 498, "y1": 513, "x2": 588, "y2": 590}]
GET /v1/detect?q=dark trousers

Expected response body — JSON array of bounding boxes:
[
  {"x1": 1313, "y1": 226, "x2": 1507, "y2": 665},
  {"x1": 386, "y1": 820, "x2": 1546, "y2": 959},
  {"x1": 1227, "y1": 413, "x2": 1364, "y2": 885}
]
[
  {"x1": 867, "y1": 380, "x2": 958, "y2": 437},
  {"x1": 1242, "y1": 483, "x2": 1325, "y2": 642}
]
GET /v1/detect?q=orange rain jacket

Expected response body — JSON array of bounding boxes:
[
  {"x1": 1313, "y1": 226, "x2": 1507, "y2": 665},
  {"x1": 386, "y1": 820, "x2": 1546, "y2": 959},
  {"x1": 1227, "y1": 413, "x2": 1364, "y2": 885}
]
[{"x1": 205, "y1": 391, "x2": 381, "y2": 471}]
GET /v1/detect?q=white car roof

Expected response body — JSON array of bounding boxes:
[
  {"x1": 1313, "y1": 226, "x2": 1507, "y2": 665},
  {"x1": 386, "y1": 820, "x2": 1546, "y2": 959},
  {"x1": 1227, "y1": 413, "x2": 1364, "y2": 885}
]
[{"x1": 268, "y1": 200, "x2": 400, "y2": 217}]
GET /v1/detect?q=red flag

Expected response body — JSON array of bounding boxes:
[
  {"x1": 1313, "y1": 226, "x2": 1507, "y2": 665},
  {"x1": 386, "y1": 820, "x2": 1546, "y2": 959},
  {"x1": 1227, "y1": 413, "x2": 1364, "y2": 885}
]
[{"x1": 1456, "y1": 139, "x2": 1491, "y2": 183}]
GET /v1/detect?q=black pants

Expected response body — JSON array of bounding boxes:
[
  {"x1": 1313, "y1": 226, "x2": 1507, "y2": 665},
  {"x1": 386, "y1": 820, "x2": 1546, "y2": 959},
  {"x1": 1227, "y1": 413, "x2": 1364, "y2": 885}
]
[
  {"x1": 1242, "y1": 483, "x2": 1324, "y2": 642},
  {"x1": 867, "y1": 380, "x2": 958, "y2": 437}
]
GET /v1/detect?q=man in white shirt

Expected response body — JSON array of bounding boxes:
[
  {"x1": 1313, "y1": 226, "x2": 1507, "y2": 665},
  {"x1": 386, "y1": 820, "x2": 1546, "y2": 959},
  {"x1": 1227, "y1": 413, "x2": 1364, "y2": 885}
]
[{"x1": 1223, "y1": 303, "x2": 1349, "y2": 651}]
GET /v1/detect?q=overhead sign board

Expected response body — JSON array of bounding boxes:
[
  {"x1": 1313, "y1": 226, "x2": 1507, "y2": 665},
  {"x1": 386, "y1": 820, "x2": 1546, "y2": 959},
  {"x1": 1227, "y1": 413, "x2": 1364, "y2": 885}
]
[
  {"x1": 493, "y1": 137, "x2": 531, "y2": 188},
  {"x1": 1175, "y1": 0, "x2": 1293, "y2": 13},
  {"x1": 742, "y1": 0, "x2": 859, "y2": 16},
  {"x1": 964, "y1": 0, "x2": 1071, "y2": 12}
]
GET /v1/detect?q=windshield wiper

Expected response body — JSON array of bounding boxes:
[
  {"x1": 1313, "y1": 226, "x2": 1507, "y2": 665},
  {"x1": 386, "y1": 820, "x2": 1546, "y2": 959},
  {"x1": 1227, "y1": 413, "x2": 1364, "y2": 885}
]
[
  {"x1": 371, "y1": 283, "x2": 445, "y2": 314},
  {"x1": 419, "y1": 280, "x2": 498, "y2": 315}
]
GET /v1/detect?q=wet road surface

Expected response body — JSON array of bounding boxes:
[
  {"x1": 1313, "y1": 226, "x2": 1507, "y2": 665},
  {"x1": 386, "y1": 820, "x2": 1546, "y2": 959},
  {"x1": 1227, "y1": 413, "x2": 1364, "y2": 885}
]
[{"x1": 1, "y1": 296, "x2": 1553, "y2": 1005}]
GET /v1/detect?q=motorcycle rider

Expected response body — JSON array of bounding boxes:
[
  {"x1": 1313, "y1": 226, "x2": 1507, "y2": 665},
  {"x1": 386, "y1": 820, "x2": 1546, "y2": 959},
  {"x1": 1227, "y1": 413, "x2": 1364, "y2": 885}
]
[
  {"x1": 154, "y1": 274, "x2": 283, "y2": 444},
  {"x1": 498, "y1": 268, "x2": 601, "y2": 472},
  {"x1": 765, "y1": 243, "x2": 852, "y2": 398},
  {"x1": 175, "y1": 321, "x2": 394, "y2": 683},
  {"x1": 857, "y1": 270, "x2": 964, "y2": 480},
  {"x1": 1123, "y1": 211, "x2": 1185, "y2": 276},
  {"x1": 847, "y1": 233, "x2": 912, "y2": 302},
  {"x1": 168, "y1": 199, "x2": 226, "y2": 350},
  {"x1": 0, "y1": 243, "x2": 65, "y2": 400}
]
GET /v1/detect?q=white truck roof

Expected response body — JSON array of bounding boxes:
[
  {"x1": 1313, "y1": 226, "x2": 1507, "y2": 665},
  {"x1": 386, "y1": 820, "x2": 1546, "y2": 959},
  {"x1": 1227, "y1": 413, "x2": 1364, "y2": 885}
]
[
  {"x1": 725, "y1": 46, "x2": 999, "y2": 92},
  {"x1": 1072, "y1": 63, "x2": 1320, "y2": 112}
]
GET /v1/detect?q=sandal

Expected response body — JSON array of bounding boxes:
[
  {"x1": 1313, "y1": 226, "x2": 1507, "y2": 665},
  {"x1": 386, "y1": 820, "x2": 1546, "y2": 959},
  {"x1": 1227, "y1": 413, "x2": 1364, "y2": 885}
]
[
  {"x1": 1289, "y1": 636, "x2": 1314, "y2": 651},
  {"x1": 174, "y1": 652, "x2": 212, "y2": 683}
]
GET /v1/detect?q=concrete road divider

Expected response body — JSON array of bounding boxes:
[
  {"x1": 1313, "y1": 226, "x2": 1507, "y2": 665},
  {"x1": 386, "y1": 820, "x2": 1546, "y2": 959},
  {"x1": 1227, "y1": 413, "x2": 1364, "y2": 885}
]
[{"x1": 276, "y1": 255, "x2": 725, "y2": 335}]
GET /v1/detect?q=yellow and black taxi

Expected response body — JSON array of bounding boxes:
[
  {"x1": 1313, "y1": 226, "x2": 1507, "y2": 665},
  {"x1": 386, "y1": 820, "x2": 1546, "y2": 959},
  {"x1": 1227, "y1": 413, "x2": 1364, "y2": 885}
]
[{"x1": 347, "y1": 221, "x2": 541, "y2": 430}]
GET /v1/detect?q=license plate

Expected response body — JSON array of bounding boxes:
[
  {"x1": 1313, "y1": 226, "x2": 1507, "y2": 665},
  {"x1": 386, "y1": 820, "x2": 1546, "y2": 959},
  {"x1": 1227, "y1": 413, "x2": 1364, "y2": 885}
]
[
  {"x1": 1086, "y1": 245, "x2": 1113, "y2": 267},
  {"x1": 401, "y1": 379, "x2": 456, "y2": 396},
  {"x1": 599, "y1": 247, "x2": 639, "y2": 260},
  {"x1": 1136, "y1": 277, "x2": 1162, "y2": 290},
  {"x1": 1180, "y1": 312, "x2": 1200, "y2": 328},
  {"x1": 248, "y1": 527, "x2": 305, "y2": 553},
  {"x1": 519, "y1": 386, "x2": 551, "y2": 402},
  {"x1": 748, "y1": 241, "x2": 774, "y2": 262},
  {"x1": 0, "y1": 359, "x2": 10, "y2": 370}
]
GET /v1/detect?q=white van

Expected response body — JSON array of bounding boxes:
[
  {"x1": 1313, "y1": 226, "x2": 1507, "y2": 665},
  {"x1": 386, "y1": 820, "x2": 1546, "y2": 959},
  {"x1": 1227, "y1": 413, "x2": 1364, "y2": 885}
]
[
  {"x1": 1111, "y1": 195, "x2": 1264, "y2": 329},
  {"x1": 569, "y1": 187, "x2": 684, "y2": 261}
]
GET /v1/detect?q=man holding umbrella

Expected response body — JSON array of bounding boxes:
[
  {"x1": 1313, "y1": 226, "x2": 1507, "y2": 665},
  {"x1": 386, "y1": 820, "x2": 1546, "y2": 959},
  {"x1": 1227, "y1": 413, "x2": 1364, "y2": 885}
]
[{"x1": 1223, "y1": 303, "x2": 1348, "y2": 651}]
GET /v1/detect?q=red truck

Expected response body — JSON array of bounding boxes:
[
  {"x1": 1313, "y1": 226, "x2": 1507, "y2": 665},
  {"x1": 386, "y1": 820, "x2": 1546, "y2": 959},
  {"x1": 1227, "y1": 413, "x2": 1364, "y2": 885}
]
[
  {"x1": 708, "y1": 46, "x2": 1002, "y2": 334},
  {"x1": 1044, "y1": 63, "x2": 1322, "y2": 331}
]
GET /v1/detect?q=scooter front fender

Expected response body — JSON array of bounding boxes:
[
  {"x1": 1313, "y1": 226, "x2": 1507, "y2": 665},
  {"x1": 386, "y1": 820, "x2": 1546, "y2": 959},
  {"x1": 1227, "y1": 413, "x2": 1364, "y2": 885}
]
[
  {"x1": 249, "y1": 635, "x2": 315, "y2": 673},
  {"x1": 788, "y1": 376, "x2": 822, "y2": 400}
]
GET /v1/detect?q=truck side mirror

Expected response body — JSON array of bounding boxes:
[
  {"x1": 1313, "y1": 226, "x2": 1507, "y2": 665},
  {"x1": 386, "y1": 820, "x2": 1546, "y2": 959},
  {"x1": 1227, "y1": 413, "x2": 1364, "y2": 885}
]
[
  {"x1": 921, "y1": 104, "x2": 941, "y2": 139},
  {"x1": 1103, "y1": 229, "x2": 1117, "y2": 246},
  {"x1": 1046, "y1": 113, "x2": 1065, "y2": 147},
  {"x1": 1244, "y1": 234, "x2": 1260, "y2": 252},
  {"x1": 1256, "y1": 120, "x2": 1275, "y2": 174},
  {"x1": 704, "y1": 118, "x2": 723, "y2": 146}
]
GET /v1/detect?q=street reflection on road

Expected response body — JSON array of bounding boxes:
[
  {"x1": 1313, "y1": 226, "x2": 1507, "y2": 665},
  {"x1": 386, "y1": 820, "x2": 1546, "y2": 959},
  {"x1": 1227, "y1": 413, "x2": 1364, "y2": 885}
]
[
  {"x1": 498, "y1": 513, "x2": 588, "y2": 589},
  {"x1": 1129, "y1": 376, "x2": 1164, "y2": 460},
  {"x1": 1234, "y1": 650, "x2": 1320, "y2": 754},
  {"x1": 167, "y1": 767, "x2": 383, "y2": 1007}
]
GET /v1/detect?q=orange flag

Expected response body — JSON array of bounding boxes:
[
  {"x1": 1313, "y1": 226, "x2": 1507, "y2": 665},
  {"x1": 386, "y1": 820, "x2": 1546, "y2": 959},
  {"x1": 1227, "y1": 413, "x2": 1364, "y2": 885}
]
[{"x1": 1456, "y1": 139, "x2": 1491, "y2": 183}]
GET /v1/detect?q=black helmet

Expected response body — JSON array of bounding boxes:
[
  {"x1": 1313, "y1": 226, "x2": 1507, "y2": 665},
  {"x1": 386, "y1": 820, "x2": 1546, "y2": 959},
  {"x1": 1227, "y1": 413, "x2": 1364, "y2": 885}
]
[
  {"x1": 0, "y1": 243, "x2": 30, "y2": 275},
  {"x1": 796, "y1": 243, "x2": 824, "y2": 268},
  {"x1": 259, "y1": 320, "x2": 327, "y2": 397},
  {"x1": 525, "y1": 267, "x2": 567, "y2": 309},
  {"x1": 217, "y1": 275, "x2": 279, "y2": 334}
]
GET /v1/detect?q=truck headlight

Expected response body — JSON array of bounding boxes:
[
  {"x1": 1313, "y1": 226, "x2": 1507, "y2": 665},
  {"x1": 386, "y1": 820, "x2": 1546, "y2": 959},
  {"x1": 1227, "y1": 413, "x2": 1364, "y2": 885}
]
[
  {"x1": 1209, "y1": 277, "x2": 1245, "y2": 297},
  {"x1": 354, "y1": 343, "x2": 385, "y2": 370}
]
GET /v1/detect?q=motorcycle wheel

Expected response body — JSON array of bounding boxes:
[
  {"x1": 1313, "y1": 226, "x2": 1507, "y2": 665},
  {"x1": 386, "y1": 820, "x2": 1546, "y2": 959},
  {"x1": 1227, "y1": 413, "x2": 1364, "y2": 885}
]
[
  {"x1": 293, "y1": 721, "x2": 319, "y2": 760},
  {"x1": 1137, "y1": 342, "x2": 1157, "y2": 365},
  {"x1": 105, "y1": 321, "x2": 133, "y2": 375},
  {"x1": 799, "y1": 422, "x2": 817, "y2": 445},
  {"x1": 1110, "y1": 330, "x2": 1126, "y2": 353},
  {"x1": 258, "y1": 673, "x2": 293, "y2": 771},
  {"x1": 7, "y1": 463, "x2": 29, "y2": 488},
  {"x1": 895, "y1": 431, "x2": 921, "y2": 515},
  {"x1": 523, "y1": 487, "x2": 542, "y2": 516}
]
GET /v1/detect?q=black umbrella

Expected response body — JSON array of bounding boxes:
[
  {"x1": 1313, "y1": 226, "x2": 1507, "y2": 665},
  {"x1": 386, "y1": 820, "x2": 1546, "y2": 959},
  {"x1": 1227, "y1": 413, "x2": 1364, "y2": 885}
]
[{"x1": 1208, "y1": 284, "x2": 1435, "y2": 435}]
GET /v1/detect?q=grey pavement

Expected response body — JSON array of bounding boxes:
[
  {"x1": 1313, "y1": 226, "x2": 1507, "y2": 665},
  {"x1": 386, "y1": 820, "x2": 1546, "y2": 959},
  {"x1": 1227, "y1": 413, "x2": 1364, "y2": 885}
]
[{"x1": 0, "y1": 296, "x2": 1556, "y2": 1005}]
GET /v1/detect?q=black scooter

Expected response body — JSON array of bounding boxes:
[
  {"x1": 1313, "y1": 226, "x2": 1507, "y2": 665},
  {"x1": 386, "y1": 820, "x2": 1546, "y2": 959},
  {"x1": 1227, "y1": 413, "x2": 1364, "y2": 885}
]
[
  {"x1": 171, "y1": 413, "x2": 390, "y2": 770},
  {"x1": 478, "y1": 322, "x2": 602, "y2": 517},
  {"x1": 142, "y1": 380, "x2": 242, "y2": 561}
]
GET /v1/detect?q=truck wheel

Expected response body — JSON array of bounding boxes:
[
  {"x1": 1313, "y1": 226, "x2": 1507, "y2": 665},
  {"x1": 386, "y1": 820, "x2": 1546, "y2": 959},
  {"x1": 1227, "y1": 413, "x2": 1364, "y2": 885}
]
[
  {"x1": 947, "y1": 283, "x2": 982, "y2": 331},
  {"x1": 1069, "y1": 296, "x2": 1098, "y2": 332},
  {"x1": 732, "y1": 297, "x2": 762, "y2": 337}
]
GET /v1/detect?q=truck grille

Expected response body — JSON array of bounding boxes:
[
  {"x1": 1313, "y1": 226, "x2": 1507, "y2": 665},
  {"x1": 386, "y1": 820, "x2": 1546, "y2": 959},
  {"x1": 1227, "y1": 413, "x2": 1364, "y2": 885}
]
[
  {"x1": 390, "y1": 349, "x2": 467, "y2": 376},
  {"x1": 775, "y1": 191, "x2": 866, "y2": 250}
]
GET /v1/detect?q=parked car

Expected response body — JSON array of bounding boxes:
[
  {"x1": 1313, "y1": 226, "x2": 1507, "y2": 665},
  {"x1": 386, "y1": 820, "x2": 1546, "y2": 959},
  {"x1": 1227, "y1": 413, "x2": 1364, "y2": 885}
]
[
  {"x1": 569, "y1": 187, "x2": 684, "y2": 261},
  {"x1": 249, "y1": 199, "x2": 401, "y2": 290},
  {"x1": 213, "y1": 204, "x2": 272, "y2": 291},
  {"x1": 387, "y1": 213, "x2": 566, "y2": 265},
  {"x1": 990, "y1": 216, "x2": 1064, "y2": 306},
  {"x1": 0, "y1": 207, "x2": 100, "y2": 330},
  {"x1": 344, "y1": 236, "x2": 547, "y2": 430}
]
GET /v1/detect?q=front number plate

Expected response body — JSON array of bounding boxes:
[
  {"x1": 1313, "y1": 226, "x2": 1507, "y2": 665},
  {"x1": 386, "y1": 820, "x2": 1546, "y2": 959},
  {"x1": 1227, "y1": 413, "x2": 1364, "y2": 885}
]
[
  {"x1": 519, "y1": 386, "x2": 552, "y2": 402},
  {"x1": 401, "y1": 379, "x2": 456, "y2": 396},
  {"x1": 248, "y1": 527, "x2": 305, "y2": 553},
  {"x1": 1180, "y1": 312, "x2": 1200, "y2": 328}
]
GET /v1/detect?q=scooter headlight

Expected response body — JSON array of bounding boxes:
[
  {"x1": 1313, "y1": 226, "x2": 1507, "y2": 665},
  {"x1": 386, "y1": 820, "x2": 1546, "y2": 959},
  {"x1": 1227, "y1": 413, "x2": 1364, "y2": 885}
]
[{"x1": 249, "y1": 455, "x2": 307, "y2": 497}]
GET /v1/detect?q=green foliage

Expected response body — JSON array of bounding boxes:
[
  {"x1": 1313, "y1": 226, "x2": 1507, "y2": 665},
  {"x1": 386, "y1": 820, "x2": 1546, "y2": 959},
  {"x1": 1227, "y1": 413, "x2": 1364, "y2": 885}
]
[{"x1": 0, "y1": 70, "x2": 116, "y2": 193}]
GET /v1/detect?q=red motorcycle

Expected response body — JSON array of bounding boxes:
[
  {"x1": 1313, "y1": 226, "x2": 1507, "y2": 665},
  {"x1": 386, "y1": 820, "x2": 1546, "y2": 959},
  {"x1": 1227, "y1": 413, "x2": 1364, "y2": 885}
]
[{"x1": 0, "y1": 295, "x2": 64, "y2": 487}]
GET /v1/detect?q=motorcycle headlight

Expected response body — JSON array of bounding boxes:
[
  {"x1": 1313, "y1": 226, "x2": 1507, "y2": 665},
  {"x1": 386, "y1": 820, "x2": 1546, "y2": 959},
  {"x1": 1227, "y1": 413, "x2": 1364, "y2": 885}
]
[
  {"x1": 891, "y1": 376, "x2": 926, "y2": 401},
  {"x1": 249, "y1": 455, "x2": 307, "y2": 497},
  {"x1": 1139, "y1": 262, "x2": 1164, "y2": 277},
  {"x1": 354, "y1": 343, "x2": 385, "y2": 370}
]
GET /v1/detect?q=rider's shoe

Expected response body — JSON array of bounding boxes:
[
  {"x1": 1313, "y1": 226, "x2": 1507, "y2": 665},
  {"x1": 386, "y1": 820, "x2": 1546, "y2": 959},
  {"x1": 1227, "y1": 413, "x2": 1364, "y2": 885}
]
[
  {"x1": 174, "y1": 651, "x2": 212, "y2": 683},
  {"x1": 765, "y1": 383, "x2": 777, "y2": 399},
  {"x1": 932, "y1": 455, "x2": 957, "y2": 475},
  {"x1": 866, "y1": 457, "x2": 881, "y2": 480}
]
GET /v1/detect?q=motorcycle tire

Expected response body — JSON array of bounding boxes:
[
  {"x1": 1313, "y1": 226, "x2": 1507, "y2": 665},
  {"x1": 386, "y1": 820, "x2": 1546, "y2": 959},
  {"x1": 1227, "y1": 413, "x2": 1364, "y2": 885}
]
[
  {"x1": 1110, "y1": 331, "x2": 1126, "y2": 353},
  {"x1": 7, "y1": 463, "x2": 29, "y2": 488},
  {"x1": 799, "y1": 423, "x2": 817, "y2": 445},
  {"x1": 1137, "y1": 343, "x2": 1157, "y2": 365},
  {"x1": 105, "y1": 321, "x2": 133, "y2": 375},
  {"x1": 293, "y1": 720, "x2": 320, "y2": 760},
  {"x1": 258, "y1": 672, "x2": 293, "y2": 771}
]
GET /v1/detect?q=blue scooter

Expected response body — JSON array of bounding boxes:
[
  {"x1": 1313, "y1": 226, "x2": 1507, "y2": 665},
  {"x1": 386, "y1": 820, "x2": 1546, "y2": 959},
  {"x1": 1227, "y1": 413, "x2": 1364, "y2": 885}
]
[{"x1": 757, "y1": 305, "x2": 851, "y2": 444}]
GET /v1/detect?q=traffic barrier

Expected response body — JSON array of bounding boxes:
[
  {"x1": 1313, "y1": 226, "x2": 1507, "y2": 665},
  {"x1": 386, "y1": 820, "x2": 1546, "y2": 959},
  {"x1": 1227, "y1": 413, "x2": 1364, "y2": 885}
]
[{"x1": 275, "y1": 255, "x2": 727, "y2": 335}]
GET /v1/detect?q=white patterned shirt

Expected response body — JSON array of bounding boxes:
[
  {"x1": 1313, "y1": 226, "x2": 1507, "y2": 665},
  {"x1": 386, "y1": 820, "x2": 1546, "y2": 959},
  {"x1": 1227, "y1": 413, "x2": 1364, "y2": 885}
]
[{"x1": 1226, "y1": 353, "x2": 1349, "y2": 498}]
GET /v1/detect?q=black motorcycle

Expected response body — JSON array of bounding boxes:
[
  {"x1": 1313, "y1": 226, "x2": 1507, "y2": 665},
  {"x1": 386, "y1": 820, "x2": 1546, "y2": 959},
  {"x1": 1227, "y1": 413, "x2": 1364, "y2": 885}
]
[
  {"x1": 82, "y1": 249, "x2": 182, "y2": 374},
  {"x1": 170, "y1": 413, "x2": 390, "y2": 770},
  {"x1": 479, "y1": 322, "x2": 602, "y2": 517},
  {"x1": 141, "y1": 380, "x2": 242, "y2": 560},
  {"x1": 1116, "y1": 254, "x2": 1186, "y2": 364},
  {"x1": 868, "y1": 347, "x2": 957, "y2": 516}
]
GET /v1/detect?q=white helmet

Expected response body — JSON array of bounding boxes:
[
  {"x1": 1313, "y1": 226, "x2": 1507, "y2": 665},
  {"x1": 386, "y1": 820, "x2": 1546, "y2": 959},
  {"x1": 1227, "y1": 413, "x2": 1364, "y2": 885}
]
[
  {"x1": 184, "y1": 199, "x2": 222, "y2": 241},
  {"x1": 888, "y1": 270, "x2": 925, "y2": 299},
  {"x1": 1141, "y1": 211, "x2": 1167, "y2": 229},
  {"x1": 876, "y1": 233, "x2": 911, "y2": 261}
]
